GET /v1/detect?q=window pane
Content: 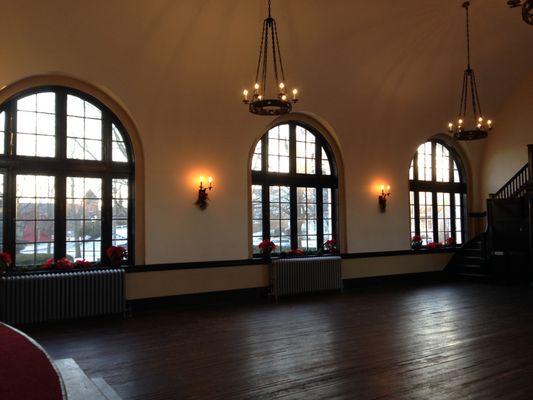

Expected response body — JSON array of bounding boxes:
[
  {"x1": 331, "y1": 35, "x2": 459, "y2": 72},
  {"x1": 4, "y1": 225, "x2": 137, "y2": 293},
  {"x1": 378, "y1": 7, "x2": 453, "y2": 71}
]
[
  {"x1": 323, "y1": 188, "x2": 333, "y2": 241},
  {"x1": 112, "y1": 179, "x2": 129, "y2": 253},
  {"x1": 269, "y1": 185, "x2": 290, "y2": 252},
  {"x1": 66, "y1": 177, "x2": 102, "y2": 262},
  {"x1": 322, "y1": 149, "x2": 331, "y2": 175},
  {"x1": 296, "y1": 126, "x2": 317, "y2": 175},
  {"x1": 435, "y1": 143, "x2": 450, "y2": 183},
  {"x1": 418, "y1": 191, "x2": 433, "y2": 244},
  {"x1": 66, "y1": 95, "x2": 102, "y2": 160},
  {"x1": 251, "y1": 185, "x2": 263, "y2": 253},
  {"x1": 0, "y1": 111, "x2": 5, "y2": 154},
  {"x1": 267, "y1": 125, "x2": 290, "y2": 173},
  {"x1": 297, "y1": 187, "x2": 318, "y2": 251},
  {"x1": 16, "y1": 93, "x2": 56, "y2": 157},
  {"x1": 15, "y1": 175, "x2": 55, "y2": 265},
  {"x1": 112, "y1": 124, "x2": 129, "y2": 162}
]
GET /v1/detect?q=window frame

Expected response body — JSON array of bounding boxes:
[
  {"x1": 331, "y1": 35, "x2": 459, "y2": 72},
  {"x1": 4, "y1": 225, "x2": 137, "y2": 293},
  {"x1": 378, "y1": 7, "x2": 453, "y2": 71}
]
[
  {"x1": 0, "y1": 86, "x2": 135, "y2": 265},
  {"x1": 409, "y1": 139, "x2": 467, "y2": 245},
  {"x1": 251, "y1": 121, "x2": 338, "y2": 255}
]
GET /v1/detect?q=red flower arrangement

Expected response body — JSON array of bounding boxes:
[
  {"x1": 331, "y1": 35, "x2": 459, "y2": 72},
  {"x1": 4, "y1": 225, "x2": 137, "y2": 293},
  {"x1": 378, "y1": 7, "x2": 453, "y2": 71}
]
[
  {"x1": 427, "y1": 242, "x2": 443, "y2": 249},
  {"x1": 258, "y1": 240, "x2": 276, "y2": 255},
  {"x1": 323, "y1": 239, "x2": 339, "y2": 254},
  {"x1": 75, "y1": 259, "x2": 93, "y2": 268},
  {"x1": 411, "y1": 235, "x2": 423, "y2": 250},
  {"x1": 41, "y1": 258, "x2": 55, "y2": 270},
  {"x1": 0, "y1": 252, "x2": 12, "y2": 272},
  {"x1": 445, "y1": 237, "x2": 456, "y2": 247},
  {"x1": 56, "y1": 257, "x2": 74, "y2": 270},
  {"x1": 106, "y1": 246, "x2": 127, "y2": 267},
  {"x1": 289, "y1": 248, "x2": 304, "y2": 256}
]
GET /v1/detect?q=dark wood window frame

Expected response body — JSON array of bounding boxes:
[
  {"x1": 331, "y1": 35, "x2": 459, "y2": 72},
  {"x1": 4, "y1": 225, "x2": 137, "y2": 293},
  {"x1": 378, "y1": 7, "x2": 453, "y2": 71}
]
[
  {"x1": 409, "y1": 139, "x2": 467, "y2": 244},
  {"x1": 251, "y1": 121, "x2": 338, "y2": 255},
  {"x1": 0, "y1": 86, "x2": 135, "y2": 265}
]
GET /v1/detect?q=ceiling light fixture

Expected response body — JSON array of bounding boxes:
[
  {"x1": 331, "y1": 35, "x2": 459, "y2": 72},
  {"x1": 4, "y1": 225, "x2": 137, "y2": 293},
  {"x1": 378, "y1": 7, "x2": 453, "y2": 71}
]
[
  {"x1": 507, "y1": 0, "x2": 533, "y2": 25},
  {"x1": 448, "y1": 1, "x2": 493, "y2": 140},
  {"x1": 242, "y1": 0, "x2": 299, "y2": 116}
]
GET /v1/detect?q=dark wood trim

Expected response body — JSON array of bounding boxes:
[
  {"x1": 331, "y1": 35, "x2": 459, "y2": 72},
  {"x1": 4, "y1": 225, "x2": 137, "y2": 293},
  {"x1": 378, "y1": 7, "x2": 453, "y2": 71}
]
[
  {"x1": 468, "y1": 211, "x2": 487, "y2": 218},
  {"x1": 125, "y1": 247, "x2": 457, "y2": 273},
  {"x1": 126, "y1": 271, "x2": 446, "y2": 310}
]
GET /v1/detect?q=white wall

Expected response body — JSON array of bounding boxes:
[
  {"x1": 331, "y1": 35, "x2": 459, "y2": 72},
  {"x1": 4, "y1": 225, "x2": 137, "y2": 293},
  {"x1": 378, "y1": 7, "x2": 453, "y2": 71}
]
[{"x1": 481, "y1": 72, "x2": 533, "y2": 199}]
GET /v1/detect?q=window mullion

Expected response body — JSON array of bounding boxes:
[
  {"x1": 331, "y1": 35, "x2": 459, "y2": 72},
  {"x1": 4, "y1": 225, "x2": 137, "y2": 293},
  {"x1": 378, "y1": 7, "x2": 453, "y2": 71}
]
[
  {"x1": 102, "y1": 173, "x2": 112, "y2": 261},
  {"x1": 317, "y1": 186, "x2": 324, "y2": 249},
  {"x1": 55, "y1": 173, "x2": 66, "y2": 259},
  {"x1": 5, "y1": 167, "x2": 16, "y2": 263},
  {"x1": 290, "y1": 186, "x2": 297, "y2": 250}
]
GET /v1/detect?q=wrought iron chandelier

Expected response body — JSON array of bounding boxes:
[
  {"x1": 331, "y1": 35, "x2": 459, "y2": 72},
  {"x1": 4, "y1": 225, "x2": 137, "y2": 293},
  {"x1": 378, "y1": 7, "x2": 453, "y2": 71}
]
[
  {"x1": 447, "y1": 1, "x2": 493, "y2": 141},
  {"x1": 242, "y1": 0, "x2": 298, "y2": 116},
  {"x1": 507, "y1": 0, "x2": 533, "y2": 25}
]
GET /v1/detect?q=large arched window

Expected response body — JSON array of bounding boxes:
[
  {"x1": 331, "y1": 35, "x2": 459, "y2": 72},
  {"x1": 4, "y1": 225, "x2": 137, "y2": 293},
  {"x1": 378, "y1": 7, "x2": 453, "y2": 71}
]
[
  {"x1": 250, "y1": 122, "x2": 338, "y2": 254},
  {"x1": 0, "y1": 86, "x2": 134, "y2": 265},
  {"x1": 409, "y1": 140, "x2": 466, "y2": 245}
]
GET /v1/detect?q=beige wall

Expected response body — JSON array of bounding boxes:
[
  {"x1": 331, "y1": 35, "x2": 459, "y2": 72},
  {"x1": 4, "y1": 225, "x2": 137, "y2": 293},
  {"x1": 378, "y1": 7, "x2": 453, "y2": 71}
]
[
  {"x1": 126, "y1": 253, "x2": 452, "y2": 300},
  {"x1": 0, "y1": 1, "x2": 531, "y2": 280},
  {"x1": 481, "y1": 71, "x2": 533, "y2": 200}
]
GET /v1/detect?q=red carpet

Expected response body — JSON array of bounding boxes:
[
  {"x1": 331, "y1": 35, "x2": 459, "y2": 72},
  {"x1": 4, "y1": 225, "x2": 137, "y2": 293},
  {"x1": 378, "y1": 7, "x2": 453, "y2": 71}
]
[{"x1": 0, "y1": 323, "x2": 63, "y2": 400}]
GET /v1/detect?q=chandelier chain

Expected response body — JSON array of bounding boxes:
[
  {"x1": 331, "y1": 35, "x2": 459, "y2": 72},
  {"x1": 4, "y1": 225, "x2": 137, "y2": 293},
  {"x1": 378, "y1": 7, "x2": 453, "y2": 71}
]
[
  {"x1": 273, "y1": 20, "x2": 286, "y2": 83},
  {"x1": 255, "y1": 21, "x2": 267, "y2": 85},
  {"x1": 464, "y1": 1, "x2": 471, "y2": 69}
]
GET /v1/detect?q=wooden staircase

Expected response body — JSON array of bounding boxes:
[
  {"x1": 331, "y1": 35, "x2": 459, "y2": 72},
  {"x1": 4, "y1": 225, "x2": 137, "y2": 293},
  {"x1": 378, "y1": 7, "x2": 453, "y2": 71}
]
[
  {"x1": 446, "y1": 234, "x2": 490, "y2": 280},
  {"x1": 446, "y1": 144, "x2": 533, "y2": 282}
]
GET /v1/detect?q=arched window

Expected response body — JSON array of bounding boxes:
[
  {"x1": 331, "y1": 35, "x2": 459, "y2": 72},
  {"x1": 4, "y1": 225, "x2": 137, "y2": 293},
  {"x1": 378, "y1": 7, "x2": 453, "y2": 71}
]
[
  {"x1": 0, "y1": 86, "x2": 134, "y2": 265},
  {"x1": 250, "y1": 122, "x2": 338, "y2": 254},
  {"x1": 409, "y1": 140, "x2": 466, "y2": 245}
]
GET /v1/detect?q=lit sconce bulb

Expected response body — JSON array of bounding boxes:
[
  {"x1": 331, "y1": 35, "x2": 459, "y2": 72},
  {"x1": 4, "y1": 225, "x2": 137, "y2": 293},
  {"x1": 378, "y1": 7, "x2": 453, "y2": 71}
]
[
  {"x1": 448, "y1": 122, "x2": 453, "y2": 132},
  {"x1": 478, "y1": 116, "x2": 483, "y2": 123},
  {"x1": 208, "y1": 176, "x2": 213, "y2": 184},
  {"x1": 477, "y1": 123, "x2": 482, "y2": 129},
  {"x1": 279, "y1": 82, "x2": 285, "y2": 90},
  {"x1": 458, "y1": 119, "x2": 463, "y2": 125},
  {"x1": 242, "y1": 89, "x2": 249, "y2": 102},
  {"x1": 281, "y1": 94, "x2": 287, "y2": 101},
  {"x1": 258, "y1": 95, "x2": 263, "y2": 100},
  {"x1": 386, "y1": 185, "x2": 391, "y2": 192},
  {"x1": 292, "y1": 88, "x2": 298, "y2": 101},
  {"x1": 254, "y1": 83, "x2": 260, "y2": 90},
  {"x1": 487, "y1": 119, "x2": 492, "y2": 127},
  {"x1": 380, "y1": 184, "x2": 385, "y2": 192}
]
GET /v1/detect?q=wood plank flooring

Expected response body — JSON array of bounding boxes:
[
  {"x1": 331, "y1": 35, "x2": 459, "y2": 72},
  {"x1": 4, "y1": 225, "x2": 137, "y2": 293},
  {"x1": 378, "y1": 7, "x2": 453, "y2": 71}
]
[{"x1": 24, "y1": 278, "x2": 533, "y2": 400}]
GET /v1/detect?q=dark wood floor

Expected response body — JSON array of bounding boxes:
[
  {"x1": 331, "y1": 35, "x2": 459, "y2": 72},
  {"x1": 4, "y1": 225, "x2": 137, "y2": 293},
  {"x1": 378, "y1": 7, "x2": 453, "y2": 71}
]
[{"x1": 24, "y1": 278, "x2": 533, "y2": 400}]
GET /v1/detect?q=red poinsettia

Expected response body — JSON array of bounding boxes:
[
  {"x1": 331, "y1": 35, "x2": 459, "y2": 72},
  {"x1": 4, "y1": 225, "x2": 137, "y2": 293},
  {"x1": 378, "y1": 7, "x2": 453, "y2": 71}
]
[
  {"x1": 0, "y1": 252, "x2": 12, "y2": 272},
  {"x1": 445, "y1": 237, "x2": 456, "y2": 247},
  {"x1": 289, "y1": 248, "x2": 304, "y2": 256},
  {"x1": 75, "y1": 259, "x2": 93, "y2": 268},
  {"x1": 56, "y1": 257, "x2": 74, "y2": 270},
  {"x1": 41, "y1": 258, "x2": 54, "y2": 270},
  {"x1": 324, "y1": 239, "x2": 339, "y2": 254},
  {"x1": 427, "y1": 242, "x2": 443, "y2": 249},
  {"x1": 412, "y1": 235, "x2": 422, "y2": 243},
  {"x1": 106, "y1": 246, "x2": 127, "y2": 267},
  {"x1": 258, "y1": 240, "x2": 276, "y2": 255}
]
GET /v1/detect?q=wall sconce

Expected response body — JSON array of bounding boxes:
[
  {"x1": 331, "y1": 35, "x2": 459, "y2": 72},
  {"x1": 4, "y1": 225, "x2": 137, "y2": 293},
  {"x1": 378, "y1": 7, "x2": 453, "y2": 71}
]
[
  {"x1": 196, "y1": 176, "x2": 213, "y2": 210},
  {"x1": 378, "y1": 185, "x2": 391, "y2": 212}
]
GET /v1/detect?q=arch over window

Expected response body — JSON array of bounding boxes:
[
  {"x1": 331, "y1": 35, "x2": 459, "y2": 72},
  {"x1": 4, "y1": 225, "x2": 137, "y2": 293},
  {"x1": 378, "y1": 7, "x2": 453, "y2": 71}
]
[
  {"x1": 250, "y1": 121, "x2": 338, "y2": 254},
  {"x1": 409, "y1": 140, "x2": 466, "y2": 245},
  {"x1": 0, "y1": 86, "x2": 134, "y2": 265}
]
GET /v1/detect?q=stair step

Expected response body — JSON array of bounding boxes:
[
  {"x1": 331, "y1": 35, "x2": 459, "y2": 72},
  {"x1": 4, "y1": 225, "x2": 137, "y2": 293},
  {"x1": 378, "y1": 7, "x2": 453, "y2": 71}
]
[{"x1": 54, "y1": 358, "x2": 121, "y2": 400}]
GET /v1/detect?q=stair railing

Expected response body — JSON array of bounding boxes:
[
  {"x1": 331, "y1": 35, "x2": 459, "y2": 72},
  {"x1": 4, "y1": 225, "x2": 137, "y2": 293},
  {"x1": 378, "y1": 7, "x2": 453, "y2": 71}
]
[{"x1": 490, "y1": 163, "x2": 530, "y2": 199}]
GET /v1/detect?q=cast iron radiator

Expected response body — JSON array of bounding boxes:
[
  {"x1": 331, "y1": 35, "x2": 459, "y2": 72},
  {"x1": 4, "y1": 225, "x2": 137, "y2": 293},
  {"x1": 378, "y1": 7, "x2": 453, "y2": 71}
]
[
  {"x1": 270, "y1": 256, "x2": 343, "y2": 299},
  {"x1": 0, "y1": 269, "x2": 125, "y2": 325}
]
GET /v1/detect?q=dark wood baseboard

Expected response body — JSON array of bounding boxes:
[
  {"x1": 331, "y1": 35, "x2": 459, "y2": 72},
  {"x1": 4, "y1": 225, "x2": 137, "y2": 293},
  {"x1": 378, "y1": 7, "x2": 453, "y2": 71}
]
[
  {"x1": 127, "y1": 271, "x2": 446, "y2": 312},
  {"x1": 126, "y1": 248, "x2": 456, "y2": 273}
]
